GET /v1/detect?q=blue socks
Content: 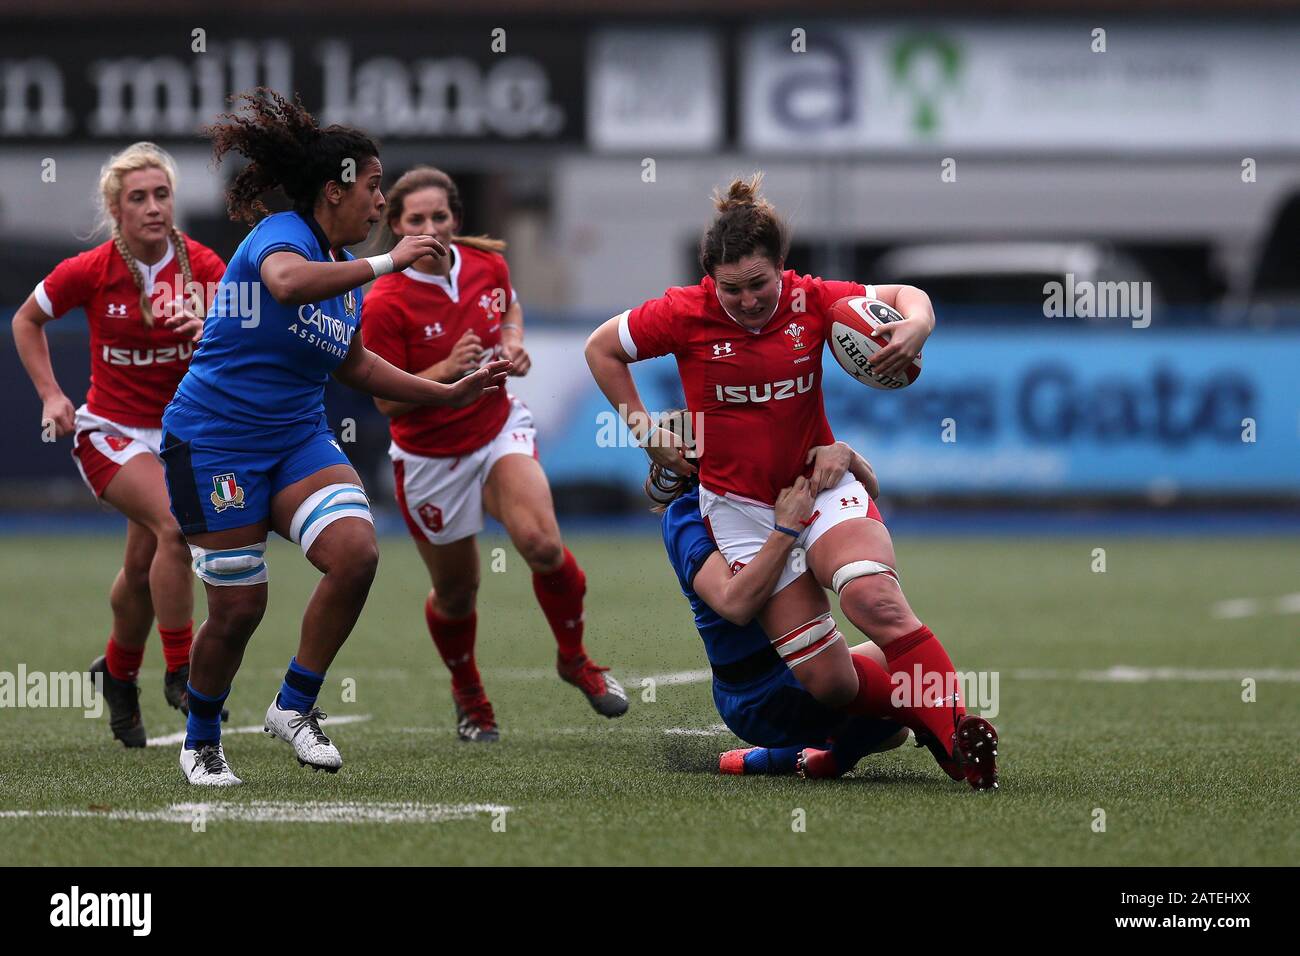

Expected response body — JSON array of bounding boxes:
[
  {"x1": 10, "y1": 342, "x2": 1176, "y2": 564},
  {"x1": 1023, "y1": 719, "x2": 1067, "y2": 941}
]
[
  {"x1": 276, "y1": 657, "x2": 325, "y2": 714},
  {"x1": 742, "y1": 745, "x2": 802, "y2": 775},
  {"x1": 184, "y1": 684, "x2": 230, "y2": 749},
  {"x1": 739, "y1": 719, "x2": 904, "y2": 777}
]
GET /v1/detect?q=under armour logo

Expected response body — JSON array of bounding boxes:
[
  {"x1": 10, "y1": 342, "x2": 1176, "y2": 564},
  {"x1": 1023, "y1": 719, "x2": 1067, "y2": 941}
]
[
  {"x1": 712, "y1": 341, "x2": 733, "y2": 358},
  {"x1": 840, "y1": 496, "x2": 860, "y2": 508},
  {"x1": 106, "y1": 303, "x2": 128, "y2": 317},
  {"x1": 424, "y1": 323, "x2": 443, "y2": 338},
  {"x1": 512, "y1": 431, "x2": 527, "y2": 442}
]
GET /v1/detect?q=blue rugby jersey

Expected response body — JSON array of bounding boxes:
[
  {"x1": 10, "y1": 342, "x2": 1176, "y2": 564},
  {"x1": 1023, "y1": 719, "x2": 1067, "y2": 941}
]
[
  {"x1": 174, "y1": 211, "x2": 362, "y2": 430},
  {"x1": 661, "y1": 487, "x2": 774, "y2": 668}
]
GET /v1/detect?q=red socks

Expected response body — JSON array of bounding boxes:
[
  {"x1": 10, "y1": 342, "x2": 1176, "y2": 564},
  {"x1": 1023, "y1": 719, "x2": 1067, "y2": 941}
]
[
  {"x1": 532, "y1": 547, "x2": 586, "y2": 659},
  {"x1": 105, "y1": 621, "x2": 191, "y2": 682},
  {"x1": 843, "y1": 653, "x2": 898, "y2": 718},
  {"x1": 880, "y1": 625, "x2": 966, "y2": 744},
  {"x1": 424, "y1": 594, "x2": 482, "y2": 691},
  {"x1": 842, "y1": 625, "x2": 966, "y2": 752},
  {"x1": 158, "y1": 621, "x2": 193, "y2": 673},
  {"x1": 104, "y1": 636, "x2": 145, "y2": 683}
]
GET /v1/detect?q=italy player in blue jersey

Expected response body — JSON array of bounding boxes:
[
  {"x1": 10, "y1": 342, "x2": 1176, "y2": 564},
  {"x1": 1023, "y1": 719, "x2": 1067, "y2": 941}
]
[
  {"x1": 650, "y1": 410, "x2": 909, "y2": 778},
  {"x1": 160, "y1": 91, "x2": 509, "y2": 786}
]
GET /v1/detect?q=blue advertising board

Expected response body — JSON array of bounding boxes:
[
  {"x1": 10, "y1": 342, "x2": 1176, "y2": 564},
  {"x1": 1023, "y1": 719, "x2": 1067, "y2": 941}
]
[{"x1": 534, "y1": 329, "x2": 1300, "y2": 496}]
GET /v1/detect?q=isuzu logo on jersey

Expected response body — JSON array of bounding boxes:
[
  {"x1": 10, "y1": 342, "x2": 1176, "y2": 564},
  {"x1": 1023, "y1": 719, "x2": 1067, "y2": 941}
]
[
  {"x1": 106, "y1": 303, "x2": 128, "y2": 317},
  {"x1": 785, "y1": 322, "x2": 808, "y2": 350},
  {"x1": 711, "y1": 341, "x2": 734, "y2": 358},
  {"x1": 101, "y1": 343, "x2": 193, "y2": 366},
  {"x1": 714, "y1": 373, "x2": 815, "y2": 404}
]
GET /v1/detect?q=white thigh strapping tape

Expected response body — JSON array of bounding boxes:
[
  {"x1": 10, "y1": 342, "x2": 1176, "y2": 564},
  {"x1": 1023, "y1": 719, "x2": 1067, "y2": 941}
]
[
  {"x1": 772, "y1": 613, "x2": 843, "y2": 668},
  {"x1": 289, "y1": 483, "x2": 372, "y2": 554}
]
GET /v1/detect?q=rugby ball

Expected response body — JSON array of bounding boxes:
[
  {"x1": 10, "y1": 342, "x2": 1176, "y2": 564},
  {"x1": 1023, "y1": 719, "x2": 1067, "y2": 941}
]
[{"x1": 828, "y1": 296, "x2": 922, "y2": 390}]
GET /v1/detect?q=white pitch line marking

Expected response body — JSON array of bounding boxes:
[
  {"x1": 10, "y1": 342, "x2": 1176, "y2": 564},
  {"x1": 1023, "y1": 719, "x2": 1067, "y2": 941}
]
[
  {"x1": 637, "y1": 669, "x2": 712, "y2": 686},
  {"x1": 1211, "y1": 598, "x2": 1262, "y2": 619},
  {"x1": 1011, "y1": 667, "x2": 1300, "y2": 683},
  {"x1": 663, "y1": 724, "x2": 729, "y2": 737},
  {"x1": 145, "y1": 713, "x2": 371, "y2": 747},
  {"x1": 1212, "y1": 592, "x2": 1300, "y2": 619},
  {"x1": 0, "y1": 800, "x2": 509, "y2": 825}
]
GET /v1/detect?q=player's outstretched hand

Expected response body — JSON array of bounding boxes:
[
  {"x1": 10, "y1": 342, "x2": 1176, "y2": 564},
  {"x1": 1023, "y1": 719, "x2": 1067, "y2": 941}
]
[
  {"x1": 390, "y1": 234, "x2": 448, "y2": 270},
  {"x1": 445, "y1": 359, "x2": 512, "y2": 408},
  {"x1": 775, "y1": 476, "x2": 814, "y2": 530},
  {"x1": 867, "y1": 315, "x2": 929, "y2": 378},
  {"x1": 645, "y1": 427, "x2": 697, "y2": 476},
  {"x1": 806, "y1": 441, "x2": 852, "y2": 494},
  {"x1": 41, "y1": 393, "x2": 76, "y2": 439}
]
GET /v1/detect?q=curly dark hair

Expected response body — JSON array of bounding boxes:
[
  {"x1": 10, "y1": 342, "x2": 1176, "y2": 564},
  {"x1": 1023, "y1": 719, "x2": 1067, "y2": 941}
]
[{"x1": 205, "y1": 88, "x2": 379, "y2": 225}]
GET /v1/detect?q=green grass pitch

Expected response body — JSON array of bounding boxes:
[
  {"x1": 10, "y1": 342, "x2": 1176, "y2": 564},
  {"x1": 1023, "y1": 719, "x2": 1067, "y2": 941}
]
[{"x1": 1, "y1": 531, "x2": 1296, "y2": 866}]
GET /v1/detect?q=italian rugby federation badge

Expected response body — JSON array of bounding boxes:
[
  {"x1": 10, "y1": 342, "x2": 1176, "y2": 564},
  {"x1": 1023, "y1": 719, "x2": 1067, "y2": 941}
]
[{"x1": 210, "y1": 473, "x2": 245, "y2": 512}]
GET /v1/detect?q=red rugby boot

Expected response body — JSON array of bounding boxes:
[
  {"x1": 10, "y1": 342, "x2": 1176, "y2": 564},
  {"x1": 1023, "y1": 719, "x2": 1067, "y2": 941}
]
[
  {"x1": 557, "y1": 652, "x2": 629, "y2": 718},
  {"x1": 952, "y1": 714, "x2": 999, "y2": 791},
  {"x1": 795, "y1": 747, "x2": 842, "y2": 780}
]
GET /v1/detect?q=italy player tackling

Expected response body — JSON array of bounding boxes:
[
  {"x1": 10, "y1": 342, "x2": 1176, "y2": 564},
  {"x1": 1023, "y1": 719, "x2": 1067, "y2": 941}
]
[
  {"x1": 586, "y1": 174, "x2": 999, "y2": 790},
  {"x1": 161, "y1": 91, "x2": 508, "y2": 786}
]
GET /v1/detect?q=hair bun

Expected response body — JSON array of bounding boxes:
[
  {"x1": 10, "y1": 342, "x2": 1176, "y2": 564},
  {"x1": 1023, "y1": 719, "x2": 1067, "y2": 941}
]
[{"x1": 713, "y1": 172, "x2": 766, "y2": 213}]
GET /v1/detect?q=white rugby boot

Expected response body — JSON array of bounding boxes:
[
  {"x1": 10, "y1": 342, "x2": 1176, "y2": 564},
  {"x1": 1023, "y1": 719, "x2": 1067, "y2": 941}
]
[
  {"x1": 180, "y1": 741, "x2": 243, "y2": 787},
  {"x1": 263, "y1": 699, "x2": 343, "y2": 773}
]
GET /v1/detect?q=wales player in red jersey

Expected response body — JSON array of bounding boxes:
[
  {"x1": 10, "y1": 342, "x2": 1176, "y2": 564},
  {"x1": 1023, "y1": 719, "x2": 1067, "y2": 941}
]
[
  {"x1": 586, "y1": 174, "x2": 998, "y2": 789},
  {"x1": 11, "y1": 142, "x2": 227, "y2": 747},
  {"x1": 361, "y1": 167, "x2": 627, "y2": 742}
]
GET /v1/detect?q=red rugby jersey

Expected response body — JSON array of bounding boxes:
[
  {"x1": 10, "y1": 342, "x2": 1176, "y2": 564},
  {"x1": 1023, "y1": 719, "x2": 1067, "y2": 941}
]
[
  {"x1": 361, "y1": 244, "x2": 515, "y2": 457},
  {"x1": 621, "y1": 271, "x2": 874, "y2": 506},
  {"x1": 34, "y1": 236, "x2": 227, "y2": 428}
]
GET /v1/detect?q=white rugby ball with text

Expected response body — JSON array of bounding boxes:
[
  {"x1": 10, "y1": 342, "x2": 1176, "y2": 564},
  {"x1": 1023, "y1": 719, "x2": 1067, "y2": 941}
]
[{"x1": 828, "y1": 296, "x2": 922, "y2": 390}]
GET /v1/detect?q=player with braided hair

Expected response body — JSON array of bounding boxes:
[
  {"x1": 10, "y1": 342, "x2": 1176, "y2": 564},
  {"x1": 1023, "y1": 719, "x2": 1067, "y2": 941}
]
[{"x1": 12, "y1": 142, "x2": 227, "y2": 748}]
